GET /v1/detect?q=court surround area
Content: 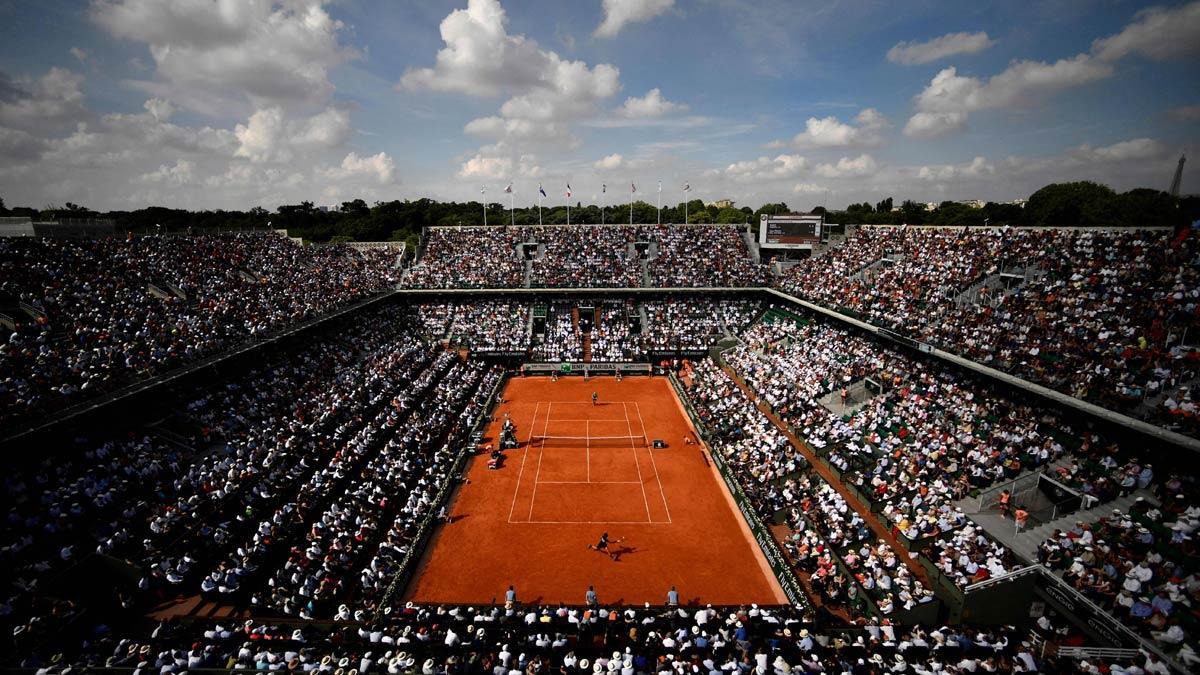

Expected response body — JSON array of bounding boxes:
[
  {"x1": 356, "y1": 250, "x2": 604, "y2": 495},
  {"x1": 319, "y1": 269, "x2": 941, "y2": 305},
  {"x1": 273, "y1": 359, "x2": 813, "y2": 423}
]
[{"x1": 405, "y1": 375, "x2": 786, "y2": 606}]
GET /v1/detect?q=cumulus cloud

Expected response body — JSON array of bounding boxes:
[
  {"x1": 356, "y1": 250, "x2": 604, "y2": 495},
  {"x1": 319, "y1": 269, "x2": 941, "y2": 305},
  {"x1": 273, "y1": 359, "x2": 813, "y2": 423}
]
[
  {"x1": 905, "y1": 3, "x2": 1200, "y2": 140},
  {"x1": 92, "y1": 0, "x2": 355, "y2": 113},
  {"x1": 458, "y1": 154, "x2": 513, "y2": 179},
  {"x1": 616, "y1": 89, "x2": 687, "y2": 118},
  {"x1": 789, "y1": 108, "x2": 887, "y2": 148},
  {"x1": 322, "y1": 151, "x2": 396, "y2": 184},
  {"x1": 594, "y1": 153, "x2": 623, "y2": 170},
  {"x1": 814, "y1": 154, "x2": 877, "y2": 178},
  {"x1": 723, "y1": 154, "x2": 808, "y2": 182},
  {"x1": 100, "y1": 98, "x2": 237, "y2": 154},
  {"x1": 136, "y1": 158, "x2": 195, "y2": 186},
  {"x1": 234, "y1": 106, "x2": 352, "y2": 163},
  {"x1": 904, "y1": 57, "x2": 1112, "y2": 138},
  {"x1": 0, "y1": 67, "x2": 87, "y2": 132},
  {"x1": 793, "y1": 182, "x2": 827, "y2": 194},
  {"x1": 1075, "y1": 138, "x2": 1166, "y2": 162},
  {"x1": 0, "y1": 126, "x2": 47, "y2": 160},
  {"x1": 594, "y1": 0, "x2": 674, "y2": 38},
  {"x1": 903, "y1": 111, "x2": 968, "y2": 139},
  {"x1": 917, "y1": 156, "x2": 993, "y2": 181},
  {"x1": 518, "y1": 154, "x2": 545, "y2": 178},
  {"x1": 887, "y1": 31, "x2": 994, "y2": 65},
  {"x1": 1091, "y1": 1, "x2": 1200, "y2": 62},
  {"x1": 402, "y1": 0, "x2": 619, "y2": 149}
]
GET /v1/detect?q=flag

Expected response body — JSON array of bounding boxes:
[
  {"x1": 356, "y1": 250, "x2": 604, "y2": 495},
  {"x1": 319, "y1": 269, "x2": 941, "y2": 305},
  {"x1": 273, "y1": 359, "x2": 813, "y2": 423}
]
[
  {"x1": 566, "y1": 183, "x2": 572, "y2": 198},
  {"x1": 631, "y1": 183, "x2": 637, "y2": 193},
  {"x1": 504, "y1": 183, "x2": 512, "y2": 193},
  {"x1": 683, "y1": 183, "x2": 691, "y2": 192},
  {"x1": 657, "y1": 180, "x2": 662, "y2": 193},
  {"x1": 538, "y1": 184, "x2": 546, "y2": 198},
  {"x1": 602, "y1": 183, "x2": 606, "y2": 193},
  {"x1": 481, "y1": 185, "x2": 487, "y2": 194}
]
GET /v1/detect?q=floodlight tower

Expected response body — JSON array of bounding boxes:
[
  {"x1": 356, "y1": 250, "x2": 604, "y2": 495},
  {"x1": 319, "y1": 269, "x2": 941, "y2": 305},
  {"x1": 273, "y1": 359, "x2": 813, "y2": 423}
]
[{"x1": 1170, "y1": 154, "x2": 1186, "y2": 197}]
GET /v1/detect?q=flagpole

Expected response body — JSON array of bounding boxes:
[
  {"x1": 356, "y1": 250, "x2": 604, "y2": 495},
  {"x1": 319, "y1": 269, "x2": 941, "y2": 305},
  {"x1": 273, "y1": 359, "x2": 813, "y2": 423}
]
[
  {"x1": 510, "y1": 189, "x2": 515, "y2": 227},
  {"x1": 482, "y1": 186, "x2": 487, "y2": 226},
  {"x1": 538, "y1": 194, "x2": 542, "y2": 226},
  {"x1": 657, "y1": 180, "x2": 661, "y2": 225},
  {"x1": 629, "y1": 183, "x2": 633, "y2": 226},
  {"x1": 601, "y1": 187, "x2": 605, "y2": 225}
]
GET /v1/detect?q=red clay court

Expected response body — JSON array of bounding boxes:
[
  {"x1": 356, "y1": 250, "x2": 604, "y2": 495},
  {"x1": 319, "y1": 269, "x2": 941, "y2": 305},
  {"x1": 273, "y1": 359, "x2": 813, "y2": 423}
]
[{"x1": 405, "y1": 375, "x2": 786, "y2": 607}]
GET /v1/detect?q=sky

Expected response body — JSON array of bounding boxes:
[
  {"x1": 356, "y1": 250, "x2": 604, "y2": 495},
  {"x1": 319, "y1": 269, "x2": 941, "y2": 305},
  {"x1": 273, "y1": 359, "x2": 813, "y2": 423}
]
[{"x1": 0, "y1": 0, "x2": 1197, "y2": 212}]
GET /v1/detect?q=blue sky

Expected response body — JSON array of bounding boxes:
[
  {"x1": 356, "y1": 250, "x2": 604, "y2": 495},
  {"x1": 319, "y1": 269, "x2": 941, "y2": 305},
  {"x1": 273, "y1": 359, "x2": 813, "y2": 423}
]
[{"x1": 0, "y1": 0, "x2": 1196, "y2": 211}]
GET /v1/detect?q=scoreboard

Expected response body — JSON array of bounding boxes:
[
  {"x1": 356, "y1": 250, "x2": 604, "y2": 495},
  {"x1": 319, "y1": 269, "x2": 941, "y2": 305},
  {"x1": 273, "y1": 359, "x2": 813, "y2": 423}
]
[{"x1": 759, "y1": 213, "x2": 822, "y2": 248}]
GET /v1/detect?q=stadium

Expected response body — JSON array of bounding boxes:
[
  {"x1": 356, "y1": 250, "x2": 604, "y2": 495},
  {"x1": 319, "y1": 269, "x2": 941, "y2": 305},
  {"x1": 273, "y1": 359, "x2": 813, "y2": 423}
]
[
  {"x1": 4, "y1": 213, "x2": 1199, "y2": 673},
  {"x1": 3, "y1": 0, "x2": 1200, "y2": 673}
]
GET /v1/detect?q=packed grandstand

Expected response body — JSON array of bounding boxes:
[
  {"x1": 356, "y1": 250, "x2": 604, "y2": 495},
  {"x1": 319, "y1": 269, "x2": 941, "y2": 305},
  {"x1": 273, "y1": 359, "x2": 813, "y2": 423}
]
[{"x1": 2, "y1": 221, "x2": 1198, "y2": 675}]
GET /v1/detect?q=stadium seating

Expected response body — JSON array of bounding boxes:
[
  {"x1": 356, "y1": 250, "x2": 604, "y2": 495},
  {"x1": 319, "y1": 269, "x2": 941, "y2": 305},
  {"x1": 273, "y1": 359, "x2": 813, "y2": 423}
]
[
  {"x1": 5, "y1": 223, "x2": 1199, "y2": 673},
  {"x1": 16, "y1": 608, "x2": 1168, "y2": 673},
  {"x1": 402, "y1": 225, "x2": 767, "y2": 289},
  {"x1": 776, "y1": 226, "x2": 1200, "y2": 427},
  {"x1": 0, "y1": 233, "x2": 398, "y2": 428}
]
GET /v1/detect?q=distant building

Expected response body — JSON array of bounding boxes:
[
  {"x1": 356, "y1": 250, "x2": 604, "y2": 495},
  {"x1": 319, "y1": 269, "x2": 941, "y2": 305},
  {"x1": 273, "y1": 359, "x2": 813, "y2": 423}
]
[
  {"x1": 924, "y1": 202, "x2": 939, "y2": 212},
  {"x1": 708, "y1": 199, "x2": 735, "y2": 209},
  {"x1": 957, "y1": 199, "x2": 987, "y2": 209}
]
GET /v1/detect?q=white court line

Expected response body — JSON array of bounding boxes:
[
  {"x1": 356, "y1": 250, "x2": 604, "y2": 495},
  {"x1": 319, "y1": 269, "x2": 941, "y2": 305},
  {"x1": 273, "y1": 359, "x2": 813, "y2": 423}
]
[
  {"x1": 506, "y1": 402, "x2": 540, "y2": 523},
  {"x1": 545, "y1": 418, "x2": 629, "y2": 423},
  {"x1": 536, "y1": 480, "x2": 642, "y2": 485},
  {"x1": 636, "y1": 401, "x2": 673, "y2": 524},
  {"x1": 623, "y1": 402, "x2": 653, "y2": 523},
  {"x1": 526, "y1": 402, "x2": 552, "y2": 521},
  {"x1": 586, "y1": 419, "x2": 590, "y2": 483},
  {"x1": 524, "y1": 520, "x2": 667, "y2": 525}
]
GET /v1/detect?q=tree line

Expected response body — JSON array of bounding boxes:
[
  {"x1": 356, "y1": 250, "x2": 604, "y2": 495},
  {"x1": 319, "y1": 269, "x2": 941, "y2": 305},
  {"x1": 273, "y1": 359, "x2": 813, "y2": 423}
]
[{"x1": 1, "y1": 181, "x2": 1194, "y2": 245}]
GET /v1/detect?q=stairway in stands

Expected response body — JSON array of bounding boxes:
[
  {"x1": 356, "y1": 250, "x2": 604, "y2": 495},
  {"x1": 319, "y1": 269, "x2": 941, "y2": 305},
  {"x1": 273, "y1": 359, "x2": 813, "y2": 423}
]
[
  {"x1": 582, "y1": 335, "x2": 593, "y2": 362},
  {"x1": 970, "y1": 488, "x2": 1156, "y2": 563}
]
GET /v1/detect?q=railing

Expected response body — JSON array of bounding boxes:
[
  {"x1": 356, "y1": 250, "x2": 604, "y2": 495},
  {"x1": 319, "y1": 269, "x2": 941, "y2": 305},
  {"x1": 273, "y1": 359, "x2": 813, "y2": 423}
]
[
  {"x1": 18, "y1": 301, "x2": 44, "y2": 319},
  {"x1": 972, "y1": 471, "x2": 1043, "y2": 512},
  {"x1": 1056, "y1": 646, "x2": 1144, "y2": 661},
  {"x1": 963, "y1": 564, "x2": 1041, "y2": 593},
  {"x1": 1036, "y1": 567, "x2": 1185, "y2": 673},
  {"x1": 520, "y1": 362, "x2": 653, "y2": 376},
  {"x1": 1022, "y1": 474, "x2": 1086, "y2": 527}
]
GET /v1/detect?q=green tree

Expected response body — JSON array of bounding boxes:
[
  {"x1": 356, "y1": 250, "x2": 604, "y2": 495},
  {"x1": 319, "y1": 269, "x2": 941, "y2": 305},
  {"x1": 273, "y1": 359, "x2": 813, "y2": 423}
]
[
  {"x1": 899, "y1": 200, "x2": 926, "y2": 225},
  {"x1": 1115, "y1": 188, "x2": 1180, "y2": 228},
  {"x1": 340, "y1": 199, "x2": 369, "y2": 216},
  {"x1": 982, "y1": 202, "x2": 1025, "y2": 226},
  {"x1": 715, "y1": 207, "x2": 745, "y2": 223},
  {"x1": 1026, "y1": 181, "x2": 1118, "y2": 227}
]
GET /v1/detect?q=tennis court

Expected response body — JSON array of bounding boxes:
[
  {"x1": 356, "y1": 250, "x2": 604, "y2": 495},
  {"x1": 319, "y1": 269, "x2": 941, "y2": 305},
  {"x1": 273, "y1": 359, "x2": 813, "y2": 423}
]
[
  {"x1": 508, "y1": 400, "x2": 671, "y2": 524},
  {"x1": 405, "y1": 375, "x2": 787, "y2": 606}
]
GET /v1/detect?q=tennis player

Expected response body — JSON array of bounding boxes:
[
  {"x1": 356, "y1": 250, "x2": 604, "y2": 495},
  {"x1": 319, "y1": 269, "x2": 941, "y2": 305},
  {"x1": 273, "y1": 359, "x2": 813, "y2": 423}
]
[
  {"x1": 588, "y1": 532, "x2": 623, "y2": 560},
  {"x1": 591, "y1": 391, "x2": 598, "y2": 406}
]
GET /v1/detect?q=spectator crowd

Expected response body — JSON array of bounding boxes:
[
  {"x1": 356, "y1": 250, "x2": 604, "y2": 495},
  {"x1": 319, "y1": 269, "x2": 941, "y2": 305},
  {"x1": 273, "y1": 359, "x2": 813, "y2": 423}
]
[{"x1": 0, "y1": 233, "x2": 398, "y2": 428}]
